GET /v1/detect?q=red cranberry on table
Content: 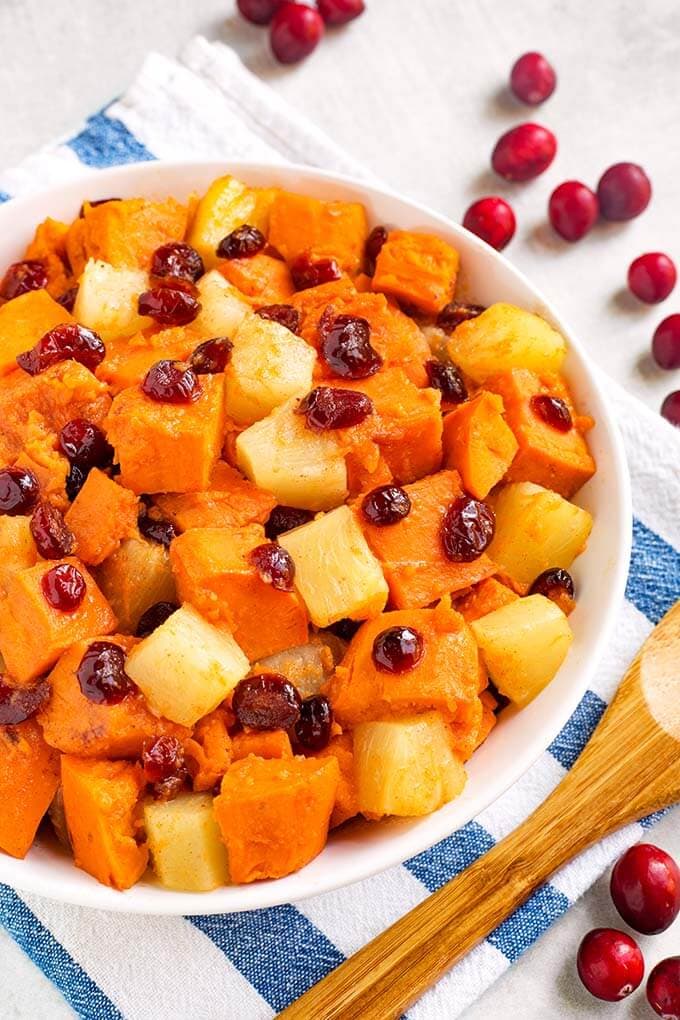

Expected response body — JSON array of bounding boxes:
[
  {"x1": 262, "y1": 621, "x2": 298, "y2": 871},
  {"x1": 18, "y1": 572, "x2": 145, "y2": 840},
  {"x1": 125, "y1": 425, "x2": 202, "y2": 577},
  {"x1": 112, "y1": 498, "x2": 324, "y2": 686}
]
[
  {"x1": 548, "y1": 181, "x2": 599, "y2": 242},
  {"x1": 270, "y1": 3, "x2": 324, "y2": 64},
  {"x1": 17, "y1": 323, "x2": 106, "y2": 376},
  {"x1": 647, "y1": 957, "x2": 680, "y2": 1020},
  {"x1": 441, "y1": 496, "x2": 495, "y2": 562},
  {"x1": 138, "y1": 286, "x2": 201, "y2": 327},
  {"x1": 0, "y1": 466, "x2": 40, "y2": 516},
  {"x1": 77, "y1": 641, "x2": 135, "y2": 705},
  {"x1": 576, "y1": 928, "x2": 644, "y2": 1002},
  {"x1": 662, "y1": 391, "x2": 680, "y2": 426},
  {"x1": 361, "y1": 484, "x2": 411, "y2": 526},
  {"x1": 0, "y1": 260, "x2": 47, "y2": 301},
  {"x1": 462, "y1": 197, "x2": 516, "y2": 251},
  {"x1": 142, "y1": 360, "x2": 202, "y2": 404},
  {"x1": 237, "y1": 0, "x2": 282, "y2": 24},
  {"x1": 317, "y1": 0, "x2": 365, "y2": 26},
  {"x1": 232, "y1": 673, "x2": 302, "y2": 730},
  {"x1": 294, "y1": 694, "x2": 333, "y2": 751},
  {"x1": 491, "y1": 123, "x2": 557, "y2": 182},
  {"x1": 610, "y1": 843, "x2": 680, "y2": 934},
  {"x1": 628, "y1": 253, "x2": 677, "y2": 305},
  {"x1": 372, "y1": 626, "x2": 424, "y2": 674},
  {"x1": 41, "y1": 563, "x2": 86, "y2": 612},
  {"x1": 652, "y1": 315, "x2": 680, "y2": 370},
  {"x1": 30, "y1": 502, "x2": 75, "y2": 559},
  {"x1": 597, "y1": 162, "x2": 652, "y2": 222},
  {"x1": 510, "y1": 52, "x2": 557, "y2": 105},
  {"x1": 298, "y1": 386, "x2": 373, "y2": 430},
  {"x1": 151, "y1": 242, "x2": 204, "y2": 283},
  {"x1": 249, "y1": 541, "x2": 296, "y2": 592}
]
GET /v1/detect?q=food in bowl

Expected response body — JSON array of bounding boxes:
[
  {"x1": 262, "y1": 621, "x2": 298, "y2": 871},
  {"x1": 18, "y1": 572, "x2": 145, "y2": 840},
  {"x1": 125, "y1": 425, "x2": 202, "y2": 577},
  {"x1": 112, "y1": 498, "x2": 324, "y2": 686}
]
[{"x1": 0, "y1": 174, "x2": 596, "y2": 892}]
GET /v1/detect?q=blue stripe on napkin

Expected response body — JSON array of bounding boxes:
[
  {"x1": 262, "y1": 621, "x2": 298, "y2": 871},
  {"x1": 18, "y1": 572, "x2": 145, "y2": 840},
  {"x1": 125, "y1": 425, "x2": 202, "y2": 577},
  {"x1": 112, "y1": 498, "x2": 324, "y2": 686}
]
[
  {"x1": 67, "y1": 112, "x2": 155, "y2": 167},
  {"x1": 487, "y1": 884, "x2": 570, "y2": 962},
  {"x1": 627, "y1": 517, "x2": 680, "y2": 623},
  {"x1": 0, "y1": 191, "x2": 9, "y2": 203},
  {"x1": 548, "y1": 690, "x2": 607, "y2": 770},
  {"x1": 406, "y1": 821, "x2": 495, "y2": 892}
]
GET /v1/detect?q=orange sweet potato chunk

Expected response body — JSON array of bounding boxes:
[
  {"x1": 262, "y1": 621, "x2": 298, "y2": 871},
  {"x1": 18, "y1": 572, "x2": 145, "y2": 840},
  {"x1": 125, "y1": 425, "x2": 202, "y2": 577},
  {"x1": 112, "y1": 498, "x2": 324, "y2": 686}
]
[
  {"x1": 218, "y1": 254, "x2": 295, "y2": 304},
  {"x1": 171, "y1": 525, "x2": 308, "y2": 660},
  {"x1": 23, "y1": 218, "x2": 72, "y2": 298},
  {"x1": 184, "y1": 708, "x2": 233, "y2": 792},
  {"x1": 231, "y1": 729, "x2": 293, "y2": 762},
  {"x1": 455, "y1": 577, "x2": 519, "y2": 623},
  {"x1": 13, "y1": 412, "x2": 70, "y2": 510},
  {"x1": 359, "y1": 469, "x2": 495, "y2": 609},
  {"x1": 442, "y1": 391, "x2": 519, "y2": 499},
  {"x1": 269, "y1": 191, "x2": 368, "y2": 273},
  {"x1": 485, "y1": 369, "x2": 596, "y2": 498},
  {"x1": 213, "y1": 755, "x2": 339, "y2": 883},
  {"x1": 0, "y1": 558, "x2": 116, "y2": 683},
  {"x1": 291, "y1": 277, "x2": 357, "y2": 342},
  {"x1": 313, "y1": 732, "x2": 358, "y2": 828},
  {"x1": 154, "y1": 461, "x2": 276, "y2": 531},
  {"x1": 0, "y1": 289, "x2": 74, "y2": 377},
  {"x1": 97, "y1": 327, "x2": 197, "y2": 395},
  {"x1": 0, "y1": 718, "x2": 60, "y2": 858},
  {"x1": 372, "y1": 230, "x2": 460, "y2": 316},
  {"x1": 327, "y1": 602, "x2": 481, "y2": 726},
  {"x1": 61, "y1": 756, "x2": 148, "y2": 890},
  {"x1": 65, "y1": 469, "x2": 139, "y2": 566}
]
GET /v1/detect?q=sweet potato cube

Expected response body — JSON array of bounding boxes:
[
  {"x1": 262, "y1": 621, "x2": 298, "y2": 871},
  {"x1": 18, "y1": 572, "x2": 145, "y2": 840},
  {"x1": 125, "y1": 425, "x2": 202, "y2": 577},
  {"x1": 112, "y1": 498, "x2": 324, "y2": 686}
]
[
  {"x1": 170, "y1": 525, "x2": 308, "y2": 660},
  {"x1": 13, "y1": 413, "x2": 70, "y2": 510},
  {"x1": 188, "y1": 175, "x2": 277, "y2": 268},
  {"x1": 359, "y1": 469, "x2": 496, "y2": 609},
  {"x1": 69, "y1": 197, "x2": 189, "y2": 273},
  {"x1": 291, "y1": 277, "x2": 358, "y2": 343},
  {"x1": 0, "y1": 558, "x2": 116, "y2": 682},
  {"x1": 213, "y1": 755, "x2": 339, "y2": 883},
  {"x1": 74, "y1": 259, "x2": 150, "y2": 342},
  {"x1": 0, "y1": 289, "x2": 74, "y2": 377},
  {"x1": 0, "y1": 516, "x2": 37, "y2": 597},
  {"x1": 0, "y1": 719, "x2": 60, "y2": 858},
  {"x1": 97, "y1": 326, "x2": 197, "y2": 395},
  {"x1": 61, "y1": 756, "x2": 148, "y2": 890},
  {"x1": 219, "y1": 253, "x2": 294, "y2": 304},
  {"x1": 93, "y1": 534, "x2": 176, "y2": 633},
  {"x1": 312, "y1": 732, "x2": 358, "y2": 828},
  {"x1": 65, "y1": 468, "x2": 139, "y2": 566},
  {"x1": 154, "y1": 461, "x2": 276, "y2": 532},
  {"x1": 442, "y1": 391, "x2": 519, "y2": 498},
  {"x1": 372, "y1": 230, "x2": 460, "y2": 316},
  {"x1": 455, "y1": 577, "x2": 519, "y2": 623},
  {"x1": 23, "y1": 217, "x2": 72, "y2": 298},
  {"x1": 268, "y1": 190, "x2": 368, "y2": 273},
  {"x1": 105, "y1": 373, "x2": 225, "y2": 494},
  {"x1": 231, "y1": 729, "x2": 293, "y2": 762}
]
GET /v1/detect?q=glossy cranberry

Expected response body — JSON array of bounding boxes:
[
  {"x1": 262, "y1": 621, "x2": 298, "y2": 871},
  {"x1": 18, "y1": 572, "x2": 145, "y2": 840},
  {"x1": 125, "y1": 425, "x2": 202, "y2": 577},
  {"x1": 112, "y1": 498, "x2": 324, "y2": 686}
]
[
  {"x1": 57, "y1": 286, "x2": 79, "y2": 313},
  {"x1": 491, "y1": 123, "x2": 557, "y2": 182},
  {"x1": 662, "y1": 390, "x2": 680, "y2": 427},
  {"x1": 597, "y1": 162, "x2": 651, "y2": 222},
  {"x1": 249, "y1": 542, "x2": 296, "y2": 592},
  {"x1": 441, "y1": 496, "x2": 495, "y2": 562},
  {"x1": 270, "y1": 2, "x2": 324, "y2": 63},
  {"x1": 142, "y1": 360, "x2": 202, "y2": 404},
  {"x1": 647, "y1": 957, "x2": 680, "y2": 1019},
  {"x1": 510, "y1": 52, "x2": 557, "y2": 105},
  {"x1": 652, "y1": 315, "x2": 680, "y2": 371},
  {"x1": 577, "y1": 928, "x2": 644, "y2": 1002},
  {"x1": 463, "y1": 197, "x2": 516, "y2": 251},
  {"x1": 320, "y1": 314, "x2": 382, "y2": 379},
  {"x1": 77, "y1": 641, "x2": 136, "y2": 705},
  {"x1": 142, "y1": 735, "x2": 185, "y2": 783},
  {"x1": 138, "y1": 287, "x2": 200, "y2": 327},
  {"x1": 294, "y1": 695, "x2": 333, "y2": 750},
  {"x1": 610, "y1": 843, "x2": 680, "y2": 935},
  {"x1": 628, "y1": 253, "x2": 676, "y2": 304},
  {"x1": 317, "y1": 0, "x2": 364, "y2": 26},
  {"x1": 0, "y1": 466, "x2": 40, "y2": 516},
  {"x1": 138, "y1": 507, "x2": 178, "y2": 548},
  {"x1": 529, "y1": 567, "x2": 575, "y2": 602},
  {"x1": 17, "y1": 323, "x2": 105, "y2": 376},
  {"x1": 58, "y1": 419, "x2": 113, "y2": 469},
  {"x1": 30, "y1": 502, "x2": 75, "y2": 559},
  {"x1": 291, "y1": 254, "x2": 341, "y2": 290},
  {"x1": 530, "y1": 394, "x2": 573, "y2": 431},
  {"x1": 326, "y1": 618, "x2": 362, "y2": 641},
  {"x1": 65, "y1": 464, "x2": 87, "y2": 502},
  {"x1": 189, "y1": 337, "x2": 233, "y2": 374},
  {"x1": 362, "y1": 484, "x2": 411, "y2": 526},
  {"x1": 372, "y1": 626, "x2": 424, "y2": 674},
  {"x1": 426, "y1": 359, "x2": 468, "y2": 404},
  {"x1": 299, "y1": 386, "x2": 373, "y2": 430},
  {"x1": 237, "y1": 0, "x2": 282, "y2": 22},
  {"x1": 265, "y1": 505, "x2": 314, "y2": 540},
  {"x1": 151, "y1": 242, "x2": 204, "y2": 283},
  {"x1": 0, "y1": 260, "x2": 47, "y2": 301},
  {"x1": 232, "y1": 673, "x2": 302, "y2": 730},
  {"x1": 436, "y1": 301, "x2": 485, "y2": 333},
  {"x1": 365, "y1": 225, "x2": 388, "y2": 273},
  {"x1": 217, "y1": 225, "x2": 266, "y2": 260},
  {"x1": 256, "y1": 303, "x2": 301, "y2": 333},
  {"x1": 548, "y1": 181, "x2": 599, "y2": 242},
  {"x1": 0, "y1": 678, "x2": 50, "y2": 724},
  {"x1": 136, "y1": 601, "x2": 179, "y2": 638},
  {"x1": 41, "y1": 563, "x2": 86, "y2": 612}
]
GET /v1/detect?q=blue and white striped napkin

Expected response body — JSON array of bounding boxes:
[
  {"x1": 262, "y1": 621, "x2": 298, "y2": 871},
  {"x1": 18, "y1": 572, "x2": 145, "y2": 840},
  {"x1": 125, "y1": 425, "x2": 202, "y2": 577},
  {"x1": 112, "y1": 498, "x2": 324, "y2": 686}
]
[{"x1": 1, "y1": 37, "x2": 679, "y2": 1020}]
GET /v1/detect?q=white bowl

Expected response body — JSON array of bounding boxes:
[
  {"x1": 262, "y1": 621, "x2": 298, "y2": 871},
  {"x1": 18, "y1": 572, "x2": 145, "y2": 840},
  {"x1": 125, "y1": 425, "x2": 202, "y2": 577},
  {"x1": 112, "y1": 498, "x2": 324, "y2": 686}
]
[{"x1": 0, "y1": 161, "x2": 631, "y2": 914}]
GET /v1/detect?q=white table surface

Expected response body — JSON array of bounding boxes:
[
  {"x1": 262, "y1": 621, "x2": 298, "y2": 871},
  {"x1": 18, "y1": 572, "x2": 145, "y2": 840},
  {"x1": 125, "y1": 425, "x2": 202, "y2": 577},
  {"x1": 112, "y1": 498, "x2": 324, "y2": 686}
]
[{"x1": 0, "y1": 1, "x2": 678, "y2": 1017}]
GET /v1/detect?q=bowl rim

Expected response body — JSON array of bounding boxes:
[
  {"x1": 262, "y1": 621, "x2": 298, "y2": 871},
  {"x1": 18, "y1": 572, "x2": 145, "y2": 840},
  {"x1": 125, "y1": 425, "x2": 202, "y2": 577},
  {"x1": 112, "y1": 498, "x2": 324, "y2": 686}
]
[{"x1": 0, "y1": 159, "x2": 632, "y2": 915}]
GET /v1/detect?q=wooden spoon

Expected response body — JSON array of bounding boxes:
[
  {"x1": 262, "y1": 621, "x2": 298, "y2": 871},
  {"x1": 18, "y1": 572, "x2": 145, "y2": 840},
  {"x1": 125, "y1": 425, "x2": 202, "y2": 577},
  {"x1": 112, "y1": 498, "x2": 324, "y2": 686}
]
[{"x1": 280, "y1": 599, "x2": 680, "y2": 1020}]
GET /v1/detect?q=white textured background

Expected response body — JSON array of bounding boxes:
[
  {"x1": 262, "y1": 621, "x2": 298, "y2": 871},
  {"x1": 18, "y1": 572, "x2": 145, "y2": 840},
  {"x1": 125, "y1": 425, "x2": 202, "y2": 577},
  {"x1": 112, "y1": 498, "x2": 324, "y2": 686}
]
[{"x1": 0, "y1": 1, "x2": 678, "y2": 1017}]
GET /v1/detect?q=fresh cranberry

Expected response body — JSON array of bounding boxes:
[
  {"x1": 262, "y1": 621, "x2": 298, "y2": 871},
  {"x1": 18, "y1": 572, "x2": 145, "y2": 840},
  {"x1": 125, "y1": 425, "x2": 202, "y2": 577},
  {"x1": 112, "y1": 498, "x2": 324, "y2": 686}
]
[
  {"x1": 628, "y1": 253, "x2": 676, "y2": 304},
  {"x1": 232, "y1": 673, "x2": 302, "y2": 730},
  {"x1": 463, "y1": 197, "x2": 516, "y2": 251},
  {"x1": 530, "y1": 394, "x2": 573, "y2": 431},
  {"x1": 256, "y1": 304, "x2": 301, "y2": 333},
  {"x1": 136, "y1": 601, "x2": 178, "y2": 637},
  {"x1": 151, "y1": 242, "x2": 204, "y2": 283},
  {"x1": 265, "y1": 505, "x2": 314, "y2": 540},
  {"x1": 529, "y1": 567, "x2": 575, "y2": 602},
  {"x1": 365, "y1": 225, "x2": 388, "y2": 273},
  {"x1": 299, "y1": 386, "x2": 373, "y2": 430},
  {"x1": 577, "y1": 928, "x2": 644, "y2": 1002},
  {"x1": 294, "y1": 695, "x2": 333, "y2": 750},
  {"x1": 426, "y1": 359, "x2": 468, "y2": 404},
  {"x1": 0, "y1": 467, "x2": 40, "y2": 516},
  {"x1": 320, "y1": 313, "x2": 382, "y2": 379},
  {"x1": 58, "y1": 419, "x2": 113, "y2": 470},
  {"x1": 362, "y1": 484, "x2": 411, "y2": 526},
  {"x1": 610, "y1": 844, "x2": 680, "y2": 935},
  {"x1": 142, "y1": 360, "x2": 202, "y2": 404},
  {"x1": 441, "y1": 496, "x2": 495, "y2": 562},
  {"x1": 270, "y1": 2, "x2": 324, "y2": 63},
  {"x1": 17, "y1": 323, "x2": 105, "y2": 376},
  {"x1": 217, "y1": 225, "x2": 266, "y2": 260},
  {"x1": 138, "y1": 287, "x2": 200, "y2": 327},
  {"x1": 237, "y1": 0, "x2": 282, "y2": 23},
  {"x1": 326, "y1": 618, "x2": 361, "y2": 641},
  {"x1": 77, "y1": 641, "x2": 135, "y2": 705},
  {"x1": 0, "y1": 678, "x2": 50, "y2": 724},
  {"x1": 65, "y1": 464, "x2": 87, "y2": 502},
  {"x1": 57, "y1": 286, "x2": 79, "y2": 313},
  {"x1": 249, "y1": 542, "x2": 296, "y2": 592},
  {"x1": 189, "y1": 337, "x2": 233, "y2": 374},
  {"x1": 0, "y1": 260, "x2": 47, "y2": 301},
  {"x1": 436, "y1": 301, "x2": 485, "y2": 333},
  {"x1": 491, "y1": 123, "x2": 557, "y2": 182},
  {"x1": 548, "y1": 181, "x2": 599, "y2": 242},
  {"x1": 652, "y1": 316, "x2": 680, "y2": 369},
  {"x1": 41, "y1": 563, "x2": 86, "y2": 612},
  {"x1": 372, "y1": 626, "x2": 424, "y2": 674},
  {"x1": 597, "y1": 163, "x2": 652, "y2": 221},
  {"x1": 662, "y1": 390, "x2": 680, "y2": 426},
  {"x1": 291, "y1": 254, "x2": 341, "y2": 290},
  {"x1": 647, "y1": 957, "x2": 680, "y2": 1019},
  {"x1": 142, "y1": 735, "x2": 185, "y2": 783},
  {"x1": 138, "y1": 507, "x2": 178, "y2": 548},
  {"x1": 510, "y1": 52, "x2": 557, "y2": 105},
  {"x1": 317, "y1": 0, "x2": 364, "y2": 26},
  {"x1": 30, "y1": 502, "x2": 75, "y2": 559}
]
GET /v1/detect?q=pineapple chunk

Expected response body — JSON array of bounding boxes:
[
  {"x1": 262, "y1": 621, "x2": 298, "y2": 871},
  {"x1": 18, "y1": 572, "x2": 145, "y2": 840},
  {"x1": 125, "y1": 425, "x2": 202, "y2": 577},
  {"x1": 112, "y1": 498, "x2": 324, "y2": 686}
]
[
  {"x1": 471, "y1": 594, "x2": 573, "y2": 706},
  {"x1": 253, "y1": 634, "x2": 346, "y2": 698},
  {"x1": 354, "y1": 711, "x2": 466, "y2": 818},
  {"x1": 488, "y1": 481, "x2": 593, "y2": 587},
  {"x1": 192, "y1": 270, "x2": 251, "y2": 339},
  {"x1": 93, "y1": 535, "x2": 176, "y2": 633},
  {"x1": 226, "y1": 315, "x2": 317, "y2": 425},
  {"x1": 188, "y1": 175, "x2": 277, "y2": 268},
  {"x1": 447, "y1": 303, "x2": 567, "y2": 383},
  {"x1": 279, "y1": 505, "x2": 388, "y2": 627},
  {"x1": 0, "y1": 516, "x2": 37, "y2": 597},
  {"x1": 236, "y1": 399, "x2": 348, "y2": 512},
  {"x1": 73, "y1": 258, "x2": 150, "y2": 341},
  {"x1": 126, "y1": 605, "x2": 249, "y2": 726},
  {"x1": 144, "y1": 793, "x2": 229, "y2": 892}
]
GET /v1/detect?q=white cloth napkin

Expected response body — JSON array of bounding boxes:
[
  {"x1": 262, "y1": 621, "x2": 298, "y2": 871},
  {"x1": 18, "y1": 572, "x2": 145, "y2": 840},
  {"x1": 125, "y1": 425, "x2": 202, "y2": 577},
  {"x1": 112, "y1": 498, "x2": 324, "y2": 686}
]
[{"x1": 0, "y1": 37, "x2": 678, "y2": 1020}]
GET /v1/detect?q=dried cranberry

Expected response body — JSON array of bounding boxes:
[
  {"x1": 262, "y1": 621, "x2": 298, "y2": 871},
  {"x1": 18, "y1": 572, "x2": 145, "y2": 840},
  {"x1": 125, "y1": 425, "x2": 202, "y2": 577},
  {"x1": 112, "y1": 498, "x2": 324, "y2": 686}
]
[
  {"x1": 58, "y1": 419, "x2": 113, "y2": 470},
  {"x1": 265, "y1": 505, "x2": 314, "y2": 540},
  {"x1": 30, "y1": 502, "x2": 75, "y2": 559},
  {"x1": 463, "y1": 197, "x2": 516, "y2": 251},
  {"x1": 441, "y1": 496, "x2": 495, "y2": 562},
  {"x1": 647, "y1": 957, "x2": 680, "y2": 1019},
  {"x1": 487, "y1": 679, "x2": 510, "y2": 715},
  {"x1": 629, "y1": 253, "x2": 677, "y2": 304},
  {"x1": 549, "y1": 181, "x2": 599, "y2": 242},
  {"x1": 41, "y1": 563, "x2": 86, "y2": 612},
  {"x1": 217, "y1": 225, "x2": 266, "y2": 260},
  {"x1": 510, "y1": 52, "x2": 557, "y2": 105},
  {"x1": 653, "y1": 315, "x2": 680, "y2": 370},
  {"x1": 138, "y1": 287, "x2": 200, "y2": 327},
  {"x1": 317, "y1": 0, "x2": 364, "y2": 25},
  {"x1": 365, "y1": 225, "x2": 388, "y2": 274},
  {"x1": 0, "y1": 678, "x2": 50, "y2": 724},
  {"x1": 249, "y1": 542, "x2": 296, "y2": 592},
  {"x1": 142, "y1": 360, "x2": 202, "y2": 404},
  {"x1": 57, "y1": 286, "x2": 79, "y2": 313},
  {"x1": 142, "y1": 734, "x2": 185, "y2": 783},
  {"x1": 136, "y1": 601, "x2": 178, "y2": 637},
  {"x1": 299, "y1": 386, "x2": 373, "y2": 430},
  {"x1": 597, "y1": 163, "x2": 651, "y2": 222},
  {"x1": 256, "y1": 304, "x2": 301, "y2": 333},
  {"x1": 232, "y1": 673, "x2": 302, "y2": 730},
  {"x1": 0, "y1": 466, "x2": 40, "y2": 516},
  {"x1": 610, "y1": 844, "x2": 680, "y2": 935},
  {"x1": 426, "y1": 359, "x2": 468, "y2": 404},
  {"x1": 189, "y1": 337, "x2": 233, "y2": 375},
  {"x1": 0, "y1": 260, "x2": 47, "y2": 301},
  {"x1": 436, "y1": 302, "x2": 485, "y2": 333},
  {"x1": 530, "y1": 394, "x2": 573, "y2": 432},
  {"x1": 151, "y1": 242, "x2": 204, "y2": 283},
  {"x1": 152, "y1": 775, "x2": 187, "y2": 801},
  {"x1": 362, "y1": 484, "x2": 411, "y2": 526},
  {"x1": 326, "y1": 618, "x2": 362, "y2": 641},
  {"x1": 529, "y1": 567, "x2": 575, "y2": 602},
  {"x1": 148, "y1": 276, "x2": 199, "y2": 298},
  {"x1": 237, "y1": 0, "x2": 282, "y2": 23},
  {"x1": 294, "y1": 694, "x2": 333, "y2": 751},
  {"x1": 65, "y1": 464, "x2": 87, "y2": 502},
  {"x1": 372, "y1": 626, "x2": 424, "y2": 674},
  {"x1": 138, "y1": 507, "x2": 178, "y2": 548},
  {"x1": 291, "y1": 254, "x2": 342, "y2": 290},
  {"x1": 320, "y1": 313, "x2": 382, "y2": 379},
  {"x1": 77, "y1": 641, "x2": 135, "y2": 705},
  {"x1": 17, "y1": 323, "x2": 105, "y2": 376},
  {"x1": 270, "y1": 2, "x2": 324, "y2": 63},
  {"x1": 577, "y1": 928, "x2": 644, "y2": 1002},
  {"x1": 492, "y1": 123, "x2": 557, "y2": 182}
]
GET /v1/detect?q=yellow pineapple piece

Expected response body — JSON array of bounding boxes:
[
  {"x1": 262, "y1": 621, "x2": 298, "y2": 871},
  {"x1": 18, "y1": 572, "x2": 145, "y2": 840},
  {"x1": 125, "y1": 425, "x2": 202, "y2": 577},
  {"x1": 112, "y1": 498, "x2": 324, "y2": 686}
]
[
  {"x1": 73, "y1": 258, "x2": 150, "y2": 341},
  {"x1": 192, "y1": 270, "x2": 251, "y2": 339},
  {"x1": 144, "y1": 792, "x2": 229, "y2": 892},
  {"x1": 188, "y1": 175, "x2": 277, "y2": 268},
  {"x1": 92, "y1": 534, "x2": 177, "y2": 633}
]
